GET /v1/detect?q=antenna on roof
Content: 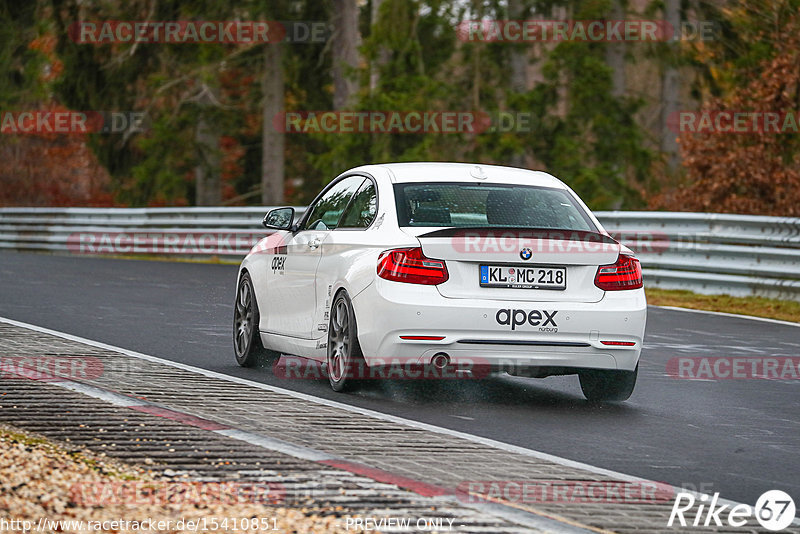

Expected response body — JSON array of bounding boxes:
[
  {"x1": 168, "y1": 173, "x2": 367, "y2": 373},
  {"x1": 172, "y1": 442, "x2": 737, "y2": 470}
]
[{"x1": 470, "y1": 165, "x2": 488, "y2": 180}]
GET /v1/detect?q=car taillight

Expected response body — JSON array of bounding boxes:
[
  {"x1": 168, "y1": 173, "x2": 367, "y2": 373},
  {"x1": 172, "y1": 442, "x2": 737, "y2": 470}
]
[
  {"x1": 377, "y1": 247, "x2": 449, "y2": 285},
  {"x1": 594, "y1": 254, "x2": 643, "y2": 290}
]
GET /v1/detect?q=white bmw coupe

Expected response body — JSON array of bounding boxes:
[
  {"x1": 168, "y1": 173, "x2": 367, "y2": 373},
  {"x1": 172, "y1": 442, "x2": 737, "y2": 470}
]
[{"x1": 234, "y1": 163, "x2": 646, "y2": 401}]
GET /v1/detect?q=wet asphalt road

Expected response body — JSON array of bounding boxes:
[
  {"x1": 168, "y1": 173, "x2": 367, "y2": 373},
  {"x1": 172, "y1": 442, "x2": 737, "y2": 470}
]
[{"x1": 0, "y1": 250, "x2": 798, "y2": 505}]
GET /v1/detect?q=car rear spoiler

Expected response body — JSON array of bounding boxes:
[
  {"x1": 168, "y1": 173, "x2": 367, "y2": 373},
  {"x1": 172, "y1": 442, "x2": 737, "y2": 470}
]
[{"x1": 416, "y1": 227, "x2": 619, "y2": 245}]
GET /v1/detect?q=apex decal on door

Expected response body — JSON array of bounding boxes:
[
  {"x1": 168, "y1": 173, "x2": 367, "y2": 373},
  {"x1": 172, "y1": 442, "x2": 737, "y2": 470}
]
[
  {"x1": 271, "y1": 255, "x2": 286, "y2": 274},
  {"x1": 496, "y1": 309, "x2": 558, "y2": 331}
]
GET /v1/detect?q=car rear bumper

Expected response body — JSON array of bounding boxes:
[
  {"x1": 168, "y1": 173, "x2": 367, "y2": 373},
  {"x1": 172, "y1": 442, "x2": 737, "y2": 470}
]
[{"x1": 352, "y1": 279, "x2": 646, "y2": 372}]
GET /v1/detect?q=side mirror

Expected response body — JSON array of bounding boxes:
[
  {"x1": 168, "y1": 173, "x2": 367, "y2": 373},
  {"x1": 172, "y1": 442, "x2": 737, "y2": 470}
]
[{"x1": 262, "y1": 207, "x2": 295, "y2": 230}]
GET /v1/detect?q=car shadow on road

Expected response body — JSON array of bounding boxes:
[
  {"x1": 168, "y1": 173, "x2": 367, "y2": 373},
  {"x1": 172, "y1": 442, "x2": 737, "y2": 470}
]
[
  {"x1": 352, "y1": 373, "x2": 639, "y2": 416},
  {"x1": 261, "y1": 355, "x2": 640, "y2": 416}
]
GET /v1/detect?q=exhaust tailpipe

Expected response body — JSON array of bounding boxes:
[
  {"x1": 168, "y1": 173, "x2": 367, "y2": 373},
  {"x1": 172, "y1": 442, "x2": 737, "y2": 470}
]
[{"x1": 431, "y1": 352, "x2": 450, "y2": 369}]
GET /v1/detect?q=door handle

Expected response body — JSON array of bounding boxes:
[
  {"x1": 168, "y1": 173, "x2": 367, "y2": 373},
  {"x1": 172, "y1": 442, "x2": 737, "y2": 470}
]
[{"x1": 308, "y1": 238, "x2": 320, "y2": 250}]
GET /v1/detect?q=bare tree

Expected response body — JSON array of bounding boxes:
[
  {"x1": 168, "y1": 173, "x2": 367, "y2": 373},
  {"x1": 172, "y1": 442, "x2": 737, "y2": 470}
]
[
  {"x1": 660, "y1": 0, "x2": 681, "y2": 170},
  {"x1": 508, "y1": 0, "x2": 529, "y2": 93},
  {"x1": 194, "y1": 83, "x2": 221, "y2": 206},
  {"x1": 605, "y1": 0, "x2": 626, "y2": 97},
  {"x1": 332, "y1": 0, "x2": 362, "y2": 109},
  {"x1": 369, "y1": 0, "x2": 388, "y2": 93},
  {"x1": 261, "y1": 42, "x2": 285, "y2": 205}
]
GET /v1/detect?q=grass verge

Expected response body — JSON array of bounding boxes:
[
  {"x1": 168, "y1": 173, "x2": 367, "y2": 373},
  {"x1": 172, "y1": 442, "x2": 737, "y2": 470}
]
[{"x1": 645, "y1": 288, "x2": 800, "y2": 324}]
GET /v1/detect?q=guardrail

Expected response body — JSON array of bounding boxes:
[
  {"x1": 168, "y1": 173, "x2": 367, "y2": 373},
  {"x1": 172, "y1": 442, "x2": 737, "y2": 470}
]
[
  {"x1": 0, "y1": 207, "x2": 299, "y2": 259},
  {"x1": 1, "y1": 207, "x2": 798, "y2": 301},
  {"x1": 597, "y1": 211, "x2": 800, "y2": 301}
]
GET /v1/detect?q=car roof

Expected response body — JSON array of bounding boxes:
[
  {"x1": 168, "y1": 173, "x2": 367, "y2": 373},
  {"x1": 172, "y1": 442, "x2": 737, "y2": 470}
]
[{"x1": 344, "y1": 162, "x2": 566, "y2": 189}]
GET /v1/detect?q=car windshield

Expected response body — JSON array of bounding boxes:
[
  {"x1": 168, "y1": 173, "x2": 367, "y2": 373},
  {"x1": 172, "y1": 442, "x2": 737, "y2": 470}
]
[{"x1": 393, "y1": 182, "x2": 597, "y2": 231}]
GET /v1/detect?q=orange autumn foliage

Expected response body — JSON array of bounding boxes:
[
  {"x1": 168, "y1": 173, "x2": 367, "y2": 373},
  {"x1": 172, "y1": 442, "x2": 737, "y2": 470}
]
[
  {"x1": 650, "y1": 16, "x2": 800, "y2": 216},
  {"x1": 0, "y1": 103, "x2": 113, "y2": 207}
]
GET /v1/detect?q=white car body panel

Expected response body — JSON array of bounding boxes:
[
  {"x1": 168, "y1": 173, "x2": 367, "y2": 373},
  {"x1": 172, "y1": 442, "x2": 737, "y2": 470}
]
[
  {"x1": 353, "y1": 281, "x2": 645, "y2": 372},
  {"x1": 238, "y1": 162, "x2": 646, "y2": 374}
]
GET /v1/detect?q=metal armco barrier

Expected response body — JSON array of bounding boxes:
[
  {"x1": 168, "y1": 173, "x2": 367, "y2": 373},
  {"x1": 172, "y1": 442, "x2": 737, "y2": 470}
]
[
  {"x1": 1, "y1": 207, "x2": 798, "y2": 301},
  {"x1": 597, "y1": 211, "x2": 800, "y2": 301},
  {"x1": 0, "y1": 207, "x2": 298, "y2": 259}
]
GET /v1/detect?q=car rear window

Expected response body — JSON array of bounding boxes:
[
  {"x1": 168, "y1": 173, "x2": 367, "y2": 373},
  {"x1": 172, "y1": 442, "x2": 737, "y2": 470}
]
[{"x1": 393, "y1": 182, "x2": 597, "y2": 231}]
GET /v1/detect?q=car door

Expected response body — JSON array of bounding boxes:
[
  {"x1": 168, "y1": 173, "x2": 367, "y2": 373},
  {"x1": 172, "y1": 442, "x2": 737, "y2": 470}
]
[
  {"x1": 266, "y1": 175, "x2": 364, "y2": 339},
  {"x1": 313, "y1": 177, "x2": 380, "y2": 336}
]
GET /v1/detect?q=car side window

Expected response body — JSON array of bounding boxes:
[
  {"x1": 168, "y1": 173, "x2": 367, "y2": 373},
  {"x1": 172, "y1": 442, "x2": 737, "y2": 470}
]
[
  {"x1": 338, "y1": 179, "x2": 377, "y2": 229},
  {"x1": 302, "y1": 176, "x2": 364, "y2": 231}
]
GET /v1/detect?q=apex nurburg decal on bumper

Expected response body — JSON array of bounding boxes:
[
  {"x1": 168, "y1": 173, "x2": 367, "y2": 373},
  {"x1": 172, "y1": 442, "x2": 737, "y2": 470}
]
[{"x1": 495, "y1": 309, "x2": 558, "y2": 330}]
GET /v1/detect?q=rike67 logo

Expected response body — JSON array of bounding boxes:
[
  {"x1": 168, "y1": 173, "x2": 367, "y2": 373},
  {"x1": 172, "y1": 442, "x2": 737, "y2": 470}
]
[{"x1": 668, "y1": 490, "x2": 796, "y2": 531}]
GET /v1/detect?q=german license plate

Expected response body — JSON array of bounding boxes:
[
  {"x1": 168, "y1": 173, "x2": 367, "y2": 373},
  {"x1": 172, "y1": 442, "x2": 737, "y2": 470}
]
[{"x1": 479, "y1": 265, "x2": 566, "y2": 290}]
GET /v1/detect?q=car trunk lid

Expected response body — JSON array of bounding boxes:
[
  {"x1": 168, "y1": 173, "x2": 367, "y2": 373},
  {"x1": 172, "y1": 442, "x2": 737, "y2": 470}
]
[{"x1": 411, "y1": 227, "x2": 620, "y2": 302}]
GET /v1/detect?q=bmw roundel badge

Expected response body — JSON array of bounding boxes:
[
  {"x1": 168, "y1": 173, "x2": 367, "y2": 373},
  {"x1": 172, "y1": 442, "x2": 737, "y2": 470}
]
[{"x1": 520, "y1": 248, "x2": 532, "y2": 260}]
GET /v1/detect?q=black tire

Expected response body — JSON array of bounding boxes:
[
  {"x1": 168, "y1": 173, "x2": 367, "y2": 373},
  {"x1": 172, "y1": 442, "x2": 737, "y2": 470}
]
[
  {"x1": 579, "y1": 364, "x2": 638, "y2": 402},
  {"x1": 326, "y1": 291, "x2": 366, "y2": 392},
  {"x1": 233, "y1": 272, "x2": 279, "y2": 367}
]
